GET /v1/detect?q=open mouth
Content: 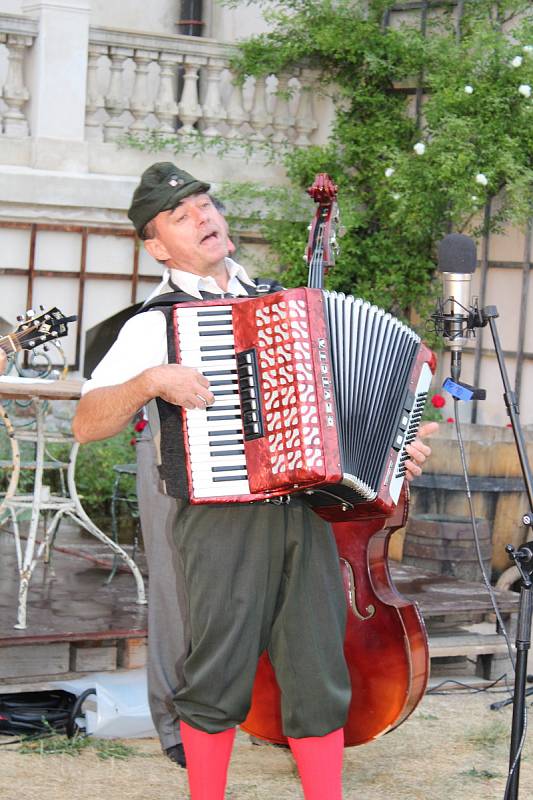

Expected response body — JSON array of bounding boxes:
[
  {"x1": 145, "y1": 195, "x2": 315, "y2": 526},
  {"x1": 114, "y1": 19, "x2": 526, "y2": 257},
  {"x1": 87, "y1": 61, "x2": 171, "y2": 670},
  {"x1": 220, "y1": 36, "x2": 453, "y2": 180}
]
[{"x1": 200, "y1": 231, "x2": 219, "y2": 245}]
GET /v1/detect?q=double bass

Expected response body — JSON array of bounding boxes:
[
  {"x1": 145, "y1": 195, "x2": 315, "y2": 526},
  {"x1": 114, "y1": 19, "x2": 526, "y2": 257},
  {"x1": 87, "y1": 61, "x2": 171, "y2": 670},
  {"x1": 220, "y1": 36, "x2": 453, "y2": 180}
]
[{"x1": 241, "y1": 174, "x2": 431, "y2": 746}]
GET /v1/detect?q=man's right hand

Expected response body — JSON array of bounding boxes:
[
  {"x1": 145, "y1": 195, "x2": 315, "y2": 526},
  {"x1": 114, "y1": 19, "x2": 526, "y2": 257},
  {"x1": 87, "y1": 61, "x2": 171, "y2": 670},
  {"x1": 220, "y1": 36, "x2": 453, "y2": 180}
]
[{"x1": 145, "y1": 364, "x2": 215, "y2": 410}]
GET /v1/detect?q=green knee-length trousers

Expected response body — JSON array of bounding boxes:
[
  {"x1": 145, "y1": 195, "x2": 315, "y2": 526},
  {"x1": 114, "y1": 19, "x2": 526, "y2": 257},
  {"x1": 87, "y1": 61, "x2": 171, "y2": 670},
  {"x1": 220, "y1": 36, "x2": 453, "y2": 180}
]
[{"x1": 172, "y1": 498, "x2": 352, "y2": 738}]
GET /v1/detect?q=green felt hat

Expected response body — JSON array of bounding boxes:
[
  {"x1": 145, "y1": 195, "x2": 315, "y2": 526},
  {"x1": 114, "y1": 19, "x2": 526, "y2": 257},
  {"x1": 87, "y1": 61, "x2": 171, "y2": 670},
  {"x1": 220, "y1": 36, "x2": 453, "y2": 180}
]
[{"x1": 128, "y1": 162, "x2": 211, "y2": 236}]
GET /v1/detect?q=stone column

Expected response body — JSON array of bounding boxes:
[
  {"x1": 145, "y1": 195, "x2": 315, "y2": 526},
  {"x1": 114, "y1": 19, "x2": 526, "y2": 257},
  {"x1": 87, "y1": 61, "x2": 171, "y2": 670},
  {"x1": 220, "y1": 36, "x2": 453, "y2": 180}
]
[{"x1": 21, "y1": 0, "x2": 90, "y2": 146}]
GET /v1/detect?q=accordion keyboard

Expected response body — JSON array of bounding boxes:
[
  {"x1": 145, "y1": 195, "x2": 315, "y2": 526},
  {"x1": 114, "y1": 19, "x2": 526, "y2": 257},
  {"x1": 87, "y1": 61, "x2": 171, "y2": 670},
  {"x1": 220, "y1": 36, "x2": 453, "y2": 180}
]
[{"x1": 175, "y1": 305, "x2": 251, "y2": 498}]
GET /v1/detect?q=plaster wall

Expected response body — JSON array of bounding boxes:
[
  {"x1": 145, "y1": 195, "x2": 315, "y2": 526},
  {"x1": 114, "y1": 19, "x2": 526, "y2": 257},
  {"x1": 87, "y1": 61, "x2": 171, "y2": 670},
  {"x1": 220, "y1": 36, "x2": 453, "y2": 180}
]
[{"x1": 3, "y1": 0, "x2": 270, "y2": 39}]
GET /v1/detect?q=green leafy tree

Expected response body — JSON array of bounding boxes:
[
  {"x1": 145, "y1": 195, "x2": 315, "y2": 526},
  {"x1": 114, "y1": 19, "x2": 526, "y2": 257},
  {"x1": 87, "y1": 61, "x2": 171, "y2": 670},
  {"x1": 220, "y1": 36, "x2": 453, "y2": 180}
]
[{"x1": 221, "y1": 0, "x2": 533, "y2": 325}]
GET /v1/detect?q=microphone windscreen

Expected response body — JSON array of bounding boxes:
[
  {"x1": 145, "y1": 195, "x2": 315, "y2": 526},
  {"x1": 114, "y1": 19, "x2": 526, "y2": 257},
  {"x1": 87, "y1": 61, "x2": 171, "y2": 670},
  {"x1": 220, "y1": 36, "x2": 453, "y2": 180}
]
[{"x1": 438, "y1": 234, "x2": 477, "y2": 274}]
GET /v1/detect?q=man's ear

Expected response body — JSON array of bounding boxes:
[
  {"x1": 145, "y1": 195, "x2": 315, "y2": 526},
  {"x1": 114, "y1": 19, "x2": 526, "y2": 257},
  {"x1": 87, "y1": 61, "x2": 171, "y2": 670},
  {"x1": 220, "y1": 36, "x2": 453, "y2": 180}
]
[{"x1": 144, "y1": 237, "x2": 170, "y2": 262}]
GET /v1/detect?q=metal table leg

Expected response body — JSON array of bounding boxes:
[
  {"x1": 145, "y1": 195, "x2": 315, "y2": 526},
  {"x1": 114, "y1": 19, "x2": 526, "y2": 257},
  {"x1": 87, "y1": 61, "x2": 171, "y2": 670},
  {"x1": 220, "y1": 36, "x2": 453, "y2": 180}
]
[
  {"x1": 6, "y1": 399, "x2": 146, "y2": 629},
  {"x1": 65, "y1": 441, "x2": 146, "y2": 606}
]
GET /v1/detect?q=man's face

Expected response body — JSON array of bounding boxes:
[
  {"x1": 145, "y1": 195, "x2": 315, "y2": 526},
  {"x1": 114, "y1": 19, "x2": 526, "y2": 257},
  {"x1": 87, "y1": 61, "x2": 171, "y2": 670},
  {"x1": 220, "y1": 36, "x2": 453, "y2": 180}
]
[{"x1": 144, "y1": 193, "x2": 229, "y2": 275}]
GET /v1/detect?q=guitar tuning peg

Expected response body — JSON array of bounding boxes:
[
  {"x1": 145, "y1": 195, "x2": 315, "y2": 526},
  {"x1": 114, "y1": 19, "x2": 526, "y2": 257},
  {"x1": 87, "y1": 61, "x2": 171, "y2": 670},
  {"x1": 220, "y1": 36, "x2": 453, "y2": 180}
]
[
  {"x1": 39, "y1": 305, "x2": 44, "y2": 311},
  {"x1": 17, "y1": 315, "x2": 24, "y2": 322},
  {"x1": 26, "y1": 309, "x2": 35, "y2": 317},
  {"x1": 43, "y1": 345, "x2": 49, "y2": 352}
]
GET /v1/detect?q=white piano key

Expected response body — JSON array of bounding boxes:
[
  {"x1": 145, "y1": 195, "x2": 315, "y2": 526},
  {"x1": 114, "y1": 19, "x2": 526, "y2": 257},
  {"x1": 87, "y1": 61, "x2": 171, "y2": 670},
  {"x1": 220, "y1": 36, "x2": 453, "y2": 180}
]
[
  {"x1": 177, "y1": 334, "x2": 236, "y2": 349},
  {"x1": 191, "y1": 463, "x2": 248, "y2": 481},
  {"x1": 186, "y1": 416, "x2": 243, "y2": 431},
  {"x1": 190, "y1": 455, "x2": 247, "y2": 468},
  {"x1": 191, "y1": 480, "x2": 251, "y2": 498},
  {"x1": 188, "y1": 444, "x2": 245, "y2": 456},
  {"x1": 179, "y1": 357, "x2": 237, "y2": 372},
  {"x1": 188, "y1": 439, "x2": 244, "y2": 448}
]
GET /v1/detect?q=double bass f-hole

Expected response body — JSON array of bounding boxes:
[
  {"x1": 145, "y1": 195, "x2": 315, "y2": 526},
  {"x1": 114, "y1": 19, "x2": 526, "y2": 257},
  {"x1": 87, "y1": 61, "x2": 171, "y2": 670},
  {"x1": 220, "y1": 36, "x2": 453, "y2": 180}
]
[{"x1": 340, "y1": 557, "x2": 376, "y2": 621}]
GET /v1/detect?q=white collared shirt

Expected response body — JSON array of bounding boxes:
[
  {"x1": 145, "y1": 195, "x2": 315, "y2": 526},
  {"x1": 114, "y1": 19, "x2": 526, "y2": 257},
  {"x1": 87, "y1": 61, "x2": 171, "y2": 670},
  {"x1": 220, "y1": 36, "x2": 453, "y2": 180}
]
[{"x1": 82, "y1": 258, "x2": 254, "y2": 395}]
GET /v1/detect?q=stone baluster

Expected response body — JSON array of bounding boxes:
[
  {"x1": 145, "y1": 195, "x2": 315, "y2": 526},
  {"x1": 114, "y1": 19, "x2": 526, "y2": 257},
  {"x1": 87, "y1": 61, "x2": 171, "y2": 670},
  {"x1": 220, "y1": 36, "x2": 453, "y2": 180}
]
[
  {"x1": 202, "y1": 57, "x2": 226, "y2": 137},
  {"x1": 130, "y1": 48, "x2": 157, "y2": 135},
  {"x1": 271, "y1": 73, "x2": 294, "y2": 145},
  {"x1": 249, "y1": 76, "x2": 270, "y2": 140},
  {"x1": 85, "y1": 43, "x2": 108, "y2": 142},
  {"x1": 2, "y1": 33, "x2": 33, "y2": 137},
  {"x1": 103, "y1": 46, "x2": 133, "y2": 143},
  {"x1": 293, "y1": 69, "x2": 318, "y2": 146},
  {"x1": 225, "y1": 70, "x2": 248, "y2": 140},
  {"x1": 178, "y1": 55, "x2": 206, "y2": 135},
  {"x1": 155, "y1": 51, "x2": 181, "y2": 134},
  {"x1": 0, "y1": 33, "x2": 5, "y2": 133}
]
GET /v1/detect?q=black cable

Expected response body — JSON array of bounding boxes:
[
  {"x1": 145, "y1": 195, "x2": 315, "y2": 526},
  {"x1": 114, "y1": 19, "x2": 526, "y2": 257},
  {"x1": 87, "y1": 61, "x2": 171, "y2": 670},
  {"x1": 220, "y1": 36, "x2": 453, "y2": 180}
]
[
  {"x1": 454, "y1": 397, "x2": 517, "y2": 673},
  {"x1": 427, "y1": 673, "x2": 511, "y2": 695},
  {"x1": 453, "y1": 398, "x2": 527, "y2": 800},
  {"x1": 66, "y1": 688, "x2": 96, "y2": 739}
]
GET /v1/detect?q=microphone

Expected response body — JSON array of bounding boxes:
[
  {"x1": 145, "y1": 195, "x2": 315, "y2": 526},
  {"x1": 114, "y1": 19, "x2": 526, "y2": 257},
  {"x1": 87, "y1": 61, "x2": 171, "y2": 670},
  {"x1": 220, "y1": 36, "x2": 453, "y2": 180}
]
[{"x1": 436, "y1": 233, "x2": 477, "y2": 381}]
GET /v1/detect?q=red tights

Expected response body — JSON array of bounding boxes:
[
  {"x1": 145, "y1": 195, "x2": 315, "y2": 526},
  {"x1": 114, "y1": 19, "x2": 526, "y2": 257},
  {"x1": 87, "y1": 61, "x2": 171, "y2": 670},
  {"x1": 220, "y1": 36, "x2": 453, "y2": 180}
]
[{"x1": 181, "y1": 721, "x2": 344, "y2": 800}]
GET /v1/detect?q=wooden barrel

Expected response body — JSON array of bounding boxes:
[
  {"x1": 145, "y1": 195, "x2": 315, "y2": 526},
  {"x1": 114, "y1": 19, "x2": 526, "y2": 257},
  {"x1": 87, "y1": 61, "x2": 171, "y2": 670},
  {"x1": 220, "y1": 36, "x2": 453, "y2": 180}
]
[
  {"x1": 402, "y1": 513, "x2": 492, "y2": 583},
  {"x1": 389, "y1": 423, "x2": 533, "y2": 573}
]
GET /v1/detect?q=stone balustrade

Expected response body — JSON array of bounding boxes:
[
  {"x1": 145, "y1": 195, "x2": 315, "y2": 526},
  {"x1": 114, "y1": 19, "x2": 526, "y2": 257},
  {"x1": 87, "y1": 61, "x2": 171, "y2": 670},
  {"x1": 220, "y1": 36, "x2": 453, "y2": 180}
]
[
  {"x1": 86, "y1": 27, "x2": 320, "y2": 148},
  {"x1": 0, "y1": 14, "x2": 37, "y2": 137},
  {"x1": 0, "y1": 13, "x2": 322, "y2": 150}
]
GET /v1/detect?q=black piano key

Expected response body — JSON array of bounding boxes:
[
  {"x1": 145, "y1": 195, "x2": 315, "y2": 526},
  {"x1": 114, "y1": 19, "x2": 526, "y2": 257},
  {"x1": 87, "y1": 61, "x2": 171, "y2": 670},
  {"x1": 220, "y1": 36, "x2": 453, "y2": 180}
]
[
  {"x1": 206, "y1": 414, "x2": 241, "y2": 421},
  {"x1": 211, "y1": 465, "x2": 247, "y2": 473},
  {"x1": 203, "y1": 369, "x2": 238, "y2": 377},
  {"x1": 208, "y1": 429, "x2": 242, "y2": 438},
  {"x1": 199, "y1": 344, "x2": 235, "y2": 352},
  {"x1": 199, "y1": 330, "x2": 234, "y2": 337},
  {"x1": 208, "y1": 439, "x2": 244, "y2": 447},
  {"x1": 209, "y1": 449, "x2": 245, "y2": 456}
]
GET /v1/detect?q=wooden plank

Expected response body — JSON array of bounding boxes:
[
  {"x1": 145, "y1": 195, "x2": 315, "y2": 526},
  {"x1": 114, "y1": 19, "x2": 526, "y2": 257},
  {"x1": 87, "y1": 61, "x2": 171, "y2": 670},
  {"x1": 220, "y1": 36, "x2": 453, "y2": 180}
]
[
  {"x1": 429, "y1": 632, "x2": 511, "y2": 659},
  {"x1": 0, "y1": 643, "x2": 69, "y2": 679},
  {"x1": 117, "y1": 636, "x2": 147, "y2": 669},
  {"x1": 70, "y1": 643, "x2": 117, "y2": 672}
]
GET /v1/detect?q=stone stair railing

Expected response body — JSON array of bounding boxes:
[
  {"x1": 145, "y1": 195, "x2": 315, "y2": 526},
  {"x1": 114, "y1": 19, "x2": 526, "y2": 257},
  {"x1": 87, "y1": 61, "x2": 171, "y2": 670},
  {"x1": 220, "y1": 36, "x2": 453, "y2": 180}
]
[
  {"x1": 0, "y1": 13, "x2": 322, "y2": 149},
  {"x1": 86, "y1": 26, "x2": 320, "y2": 148}
]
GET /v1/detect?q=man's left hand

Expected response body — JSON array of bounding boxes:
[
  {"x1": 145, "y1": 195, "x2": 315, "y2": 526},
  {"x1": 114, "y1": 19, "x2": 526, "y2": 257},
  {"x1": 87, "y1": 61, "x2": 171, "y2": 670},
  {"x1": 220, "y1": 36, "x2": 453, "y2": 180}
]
[{"x1": 404, "y1": 421, "x2": 439, "y2": 482}]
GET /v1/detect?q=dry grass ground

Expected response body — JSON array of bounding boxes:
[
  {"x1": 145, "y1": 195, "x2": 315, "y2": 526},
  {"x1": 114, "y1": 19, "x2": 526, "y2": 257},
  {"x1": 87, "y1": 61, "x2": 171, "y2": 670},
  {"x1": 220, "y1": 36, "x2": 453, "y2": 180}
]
[{"x1": 1, "y1": 689, "x2": 532, "y2": 800}]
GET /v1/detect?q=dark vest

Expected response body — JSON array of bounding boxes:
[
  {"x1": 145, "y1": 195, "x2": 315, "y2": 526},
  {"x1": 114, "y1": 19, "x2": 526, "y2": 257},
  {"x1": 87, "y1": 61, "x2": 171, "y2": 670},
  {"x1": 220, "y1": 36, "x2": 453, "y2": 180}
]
[{"x1": 139, "y1": 277, "x2": 284, "y2": 499}]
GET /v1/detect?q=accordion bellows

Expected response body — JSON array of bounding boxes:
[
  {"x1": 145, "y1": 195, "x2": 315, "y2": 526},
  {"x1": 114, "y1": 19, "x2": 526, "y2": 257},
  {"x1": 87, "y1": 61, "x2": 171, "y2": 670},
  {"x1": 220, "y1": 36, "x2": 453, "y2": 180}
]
[{"x1": 173, "y1": 288, "x2": 433, "y2": 512}]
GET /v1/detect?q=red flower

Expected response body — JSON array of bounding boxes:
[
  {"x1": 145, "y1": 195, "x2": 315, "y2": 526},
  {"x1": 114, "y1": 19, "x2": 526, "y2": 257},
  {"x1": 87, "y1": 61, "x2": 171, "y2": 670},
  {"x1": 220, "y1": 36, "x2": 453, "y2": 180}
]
[
  {"x1": 431, "y1": 393, "x2": 446, "y2": 409},
  {"x1": 130, "y1": 437, "x2": 137, "y2": 446},
  {"x1": 134, "y1": 418, "x2": 148, "y2": 433},
  {"x1": 446, "y1": 417, "x2": 455, "y2": 423}
]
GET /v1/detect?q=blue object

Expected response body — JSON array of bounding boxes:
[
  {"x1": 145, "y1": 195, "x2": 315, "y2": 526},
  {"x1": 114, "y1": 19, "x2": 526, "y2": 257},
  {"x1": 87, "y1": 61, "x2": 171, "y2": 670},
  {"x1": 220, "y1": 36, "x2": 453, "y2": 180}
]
[{"x1": 443, "y1": 378, "x2": 474, "y2": 401}]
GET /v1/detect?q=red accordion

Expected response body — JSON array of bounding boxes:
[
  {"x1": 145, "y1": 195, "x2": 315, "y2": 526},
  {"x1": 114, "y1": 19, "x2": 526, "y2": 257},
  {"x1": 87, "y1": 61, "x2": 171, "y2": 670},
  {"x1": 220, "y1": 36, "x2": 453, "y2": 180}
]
[{"x1": 172, "y1": 287, "x2": 433, "y2": 515}]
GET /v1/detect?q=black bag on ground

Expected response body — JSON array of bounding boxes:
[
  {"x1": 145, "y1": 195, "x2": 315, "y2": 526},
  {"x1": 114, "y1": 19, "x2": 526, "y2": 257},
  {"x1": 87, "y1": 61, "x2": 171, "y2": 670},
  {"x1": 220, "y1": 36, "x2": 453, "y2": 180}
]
[{"x1": 0, "y1": 690, "x2": 77, "y2": 736}]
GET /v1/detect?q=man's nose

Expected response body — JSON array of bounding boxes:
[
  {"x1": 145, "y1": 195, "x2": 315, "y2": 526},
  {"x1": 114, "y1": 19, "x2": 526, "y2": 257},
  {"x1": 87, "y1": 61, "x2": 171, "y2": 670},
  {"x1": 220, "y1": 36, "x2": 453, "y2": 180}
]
[{"x1": 192, "y1": 205, "x2": 211, "y2": 223}]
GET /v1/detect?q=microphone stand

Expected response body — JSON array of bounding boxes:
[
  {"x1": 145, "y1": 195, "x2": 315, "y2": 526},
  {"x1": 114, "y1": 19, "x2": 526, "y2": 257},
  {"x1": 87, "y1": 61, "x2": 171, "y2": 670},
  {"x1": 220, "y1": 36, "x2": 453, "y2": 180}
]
[{"x1": 466, "y1": 305, "x2": 533, "y2": 800}]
